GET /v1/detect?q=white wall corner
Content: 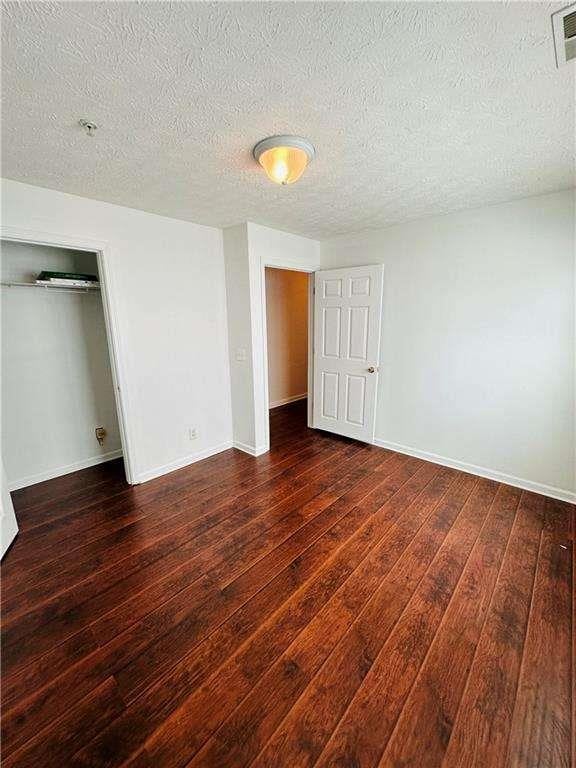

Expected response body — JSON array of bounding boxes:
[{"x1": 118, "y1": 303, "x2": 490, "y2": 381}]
[
  {"x1": 269, "y1": 393, "x2": 308, "y2": 409},
  {"x1": 373, "y1": 438, "x2": 576, "y2": 504},
  {"x1": 233, "y1": 441, "x2": 268, "y2": 457},
  {"x1": 136, "y1": 441, "x2": 233, "y2": 484},
  {"x1": 7, "y1": 450, "x2": 123, "y2": 492}
]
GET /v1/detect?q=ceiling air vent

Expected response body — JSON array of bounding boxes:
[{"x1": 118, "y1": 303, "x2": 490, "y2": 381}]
[{"x1": 552, "y1": 4, "x2": 576, "y2": 66}]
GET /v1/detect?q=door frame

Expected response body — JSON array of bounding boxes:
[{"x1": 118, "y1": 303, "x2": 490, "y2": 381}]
[
  {"x1": 0, "y1": 225, "x2": 137, "y2": 485},
  {"x1": 258, "y1": 259, "x2": 317, "y2": 453}
]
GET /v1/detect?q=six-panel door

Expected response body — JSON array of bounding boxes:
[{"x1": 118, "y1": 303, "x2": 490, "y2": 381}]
[{"x1": 312, "y1": 264, "x2": 384, "y2": 443}]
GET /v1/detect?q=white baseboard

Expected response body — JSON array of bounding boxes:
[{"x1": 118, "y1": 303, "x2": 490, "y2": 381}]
[
  {"x1": 136, "y1": 441, "x2": 234, "y2": 484},
  {"x1": 8, "y1": 449, "x2": 123, "y2": 491},
  {"x1": 373, "y1": 438, "x2": 575, "y2": 504},
  {"x1": 233, "y1": 441, "x2": 268, "y2": 457},
  {"x1": 269, "y1": 393, "x2": 308, "y2": 409}
]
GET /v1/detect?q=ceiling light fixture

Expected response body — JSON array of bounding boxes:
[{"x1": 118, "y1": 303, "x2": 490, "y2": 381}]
[{"x1": 253, "y1": 135, "x2": 315, "y2": 185}]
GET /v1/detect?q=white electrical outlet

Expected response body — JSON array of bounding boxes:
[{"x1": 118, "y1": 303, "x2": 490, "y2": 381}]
[{"x1": 188, "y1": 427, "x2": 198, "y2": 440}]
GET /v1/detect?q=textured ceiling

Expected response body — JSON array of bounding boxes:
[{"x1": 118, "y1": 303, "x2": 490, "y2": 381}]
[{"x1": 2, "y1": 1, "x2": 574, "y2": 238}]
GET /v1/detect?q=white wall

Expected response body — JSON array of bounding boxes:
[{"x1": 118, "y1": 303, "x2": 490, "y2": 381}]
[
  {"x1": 321, "y1": 190, "x2": 575, "y2": 499},
  {"x1": 247, "y1": 223, "x2": 320, "y2": 450},
  {"x1": 1, "y1": 460, "x2": 18, "y2": 558},
  {"x1": 1, "y1": 179, "x2": 233, "y2": 484},
  {"x1": 265, "y1": 268, "x2": 308, "y2": 407},
  {"x1": 247, "y1": 223, "x2": 321, "y2": 272},
  {"x1": 1, "y1": 241, "x2": 122, "y2": 488},
  {"x1": 223, "y1": 224, "x2": 257, "y2": 452},
  {"x1": 223, "y1": 222, "x2": 320, "y2": 454}
]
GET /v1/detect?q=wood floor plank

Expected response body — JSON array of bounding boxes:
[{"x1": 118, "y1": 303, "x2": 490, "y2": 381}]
[
  {"x1": 93, "y1": 463, "x2": 443, "y2": 768},
  {"x1": 114, "y1": 456, "x2": 426, "y2": 705},
  {"x1": 247, "y1": 475, "x2": 487, "y2": 768},
  {"x1": 4, "y1": 434, "x2": 324, "y2": 574},
  {"x1": 90, "y1": 445, "x2": 380, "y2": 645},
  {"x1": 440, "y1": 490, "x2": 546, "y2": 767},
  {"x1": 3, "y1": 442, "x2": 343, "y2": 634},
  {"x1": 249, "y1": 474, "x2": 487, "y2": 768},
  {"x1": 504, "y1": 497, "x2": 573, "y2": 767},
  {"x1": 4, "y1": 449, "x2": 401, "y2": 720},
  {"x1": 310, "y1": 476, "x2": 498, "y2": 768},
  {"x1": 2, "y1": 678, "x2": 125, "y2": 768},
  {"x1": 68, "y1": 456, "x2": 415, "y2": 767},
  {"x1": 3, "y1": 448, "x2": 251, "y2": 572},
  {"x1": 1, "y1": 626, "x2": 99, "y2": 712},
  {"x1": 185, "y1": 469, "x2": 462, "y2": 768},
  {"x1": 4, "y1": 409, "x2": 331, "y2": 576},
  {"x1": 3, "y1": 437, "x2": 342, "y2": 607},
  {"x1": 15, "y1": 474, "x2": 130, "y2": 530},
  {"x1": 377, "y1": 482, "x2": 521, "y2": 768},
  {"x1": 6, "y1": 452, "x2": 419, "y2": 764},
  {"x1": 1, "y1": 447, "x2": 386, "y2": 751},
  {"x1": 9, "y1": 420, "x2": 326, "y2": 548},
  {"x1": 9, "y1": 458, "x2": 124, "y2": 507},
  {"x1": 1, "y1": 401, "x2": 572, "y2": 768},
  {"x1": 2, "y1": 440, "x2": 355, "y2": 669}
]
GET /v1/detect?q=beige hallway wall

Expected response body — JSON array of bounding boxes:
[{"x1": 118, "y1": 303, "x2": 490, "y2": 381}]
[{"x1": 265, "y1": 268, "x2": 308, "y2": 408}]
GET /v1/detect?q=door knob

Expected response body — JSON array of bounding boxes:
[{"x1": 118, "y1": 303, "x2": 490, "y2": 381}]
[{"x1": 367, "y1": 366, "x2": 375, "y2": 373}]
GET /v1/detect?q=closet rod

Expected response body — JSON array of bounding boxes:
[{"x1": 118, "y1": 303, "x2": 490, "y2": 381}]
[{"x1": 1, "y1": 281, "x2": 100, "y2": 295}]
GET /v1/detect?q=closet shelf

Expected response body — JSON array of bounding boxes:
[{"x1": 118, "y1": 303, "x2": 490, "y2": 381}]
[{"x1": 1, "y1": 281, "x2": 100, "y2": 294}]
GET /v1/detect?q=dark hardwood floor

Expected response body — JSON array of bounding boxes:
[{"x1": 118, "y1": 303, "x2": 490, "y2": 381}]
[{"x1": 1, "y1": 400, "x2": 573, "y2": 767}]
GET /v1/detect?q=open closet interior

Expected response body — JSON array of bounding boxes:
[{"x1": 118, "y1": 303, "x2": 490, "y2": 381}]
[{"x1": 1, "y1": 240, "x2": 123, "y2": 490}]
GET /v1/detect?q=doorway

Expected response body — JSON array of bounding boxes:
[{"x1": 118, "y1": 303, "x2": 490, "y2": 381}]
[
  {"x1": 264, "y1": 267, "x2": 311, "y2": 445},
  {"x1": 1, "y1": 238, "x2": 131, "y2": 491},
  {"x1": 256, "y1": 261, "x2": 383, "y2": 453}
]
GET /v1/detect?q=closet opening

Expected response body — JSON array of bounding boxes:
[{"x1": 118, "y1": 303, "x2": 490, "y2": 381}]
[
  {"x1": 1, "y1": 239, "x2": 130, "y2": 493},
  {"x1": 264, "y1": 267, "x2": 311, "y2": 446}
]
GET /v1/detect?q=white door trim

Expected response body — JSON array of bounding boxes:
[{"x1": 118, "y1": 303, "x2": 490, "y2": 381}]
[
  {"x1": 256, "y1": 259, "x2": 318, "y2": 451},
  {"x1": 257, "y1": 260, "x2": 318, "y2": 453},
  {"x1": 0, "y1": 224, "x2": 137, "y2": 484}
]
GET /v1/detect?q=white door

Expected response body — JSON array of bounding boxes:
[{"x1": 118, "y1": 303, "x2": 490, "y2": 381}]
[{"x1": 312, "y1": 264, "x2": 384, "y2": 443}]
